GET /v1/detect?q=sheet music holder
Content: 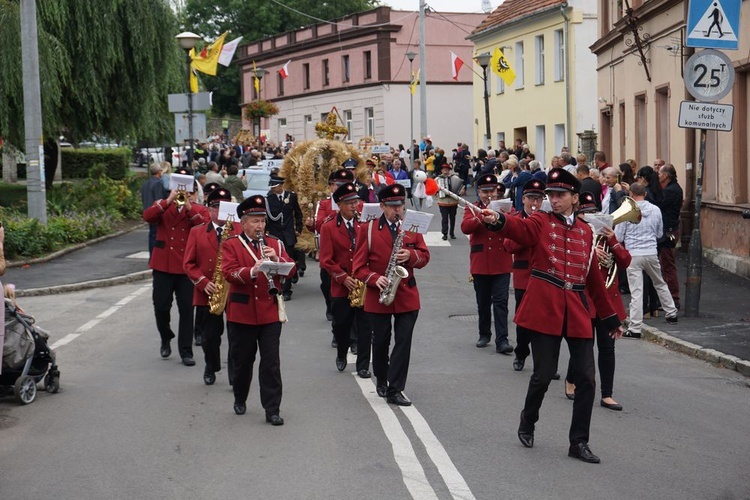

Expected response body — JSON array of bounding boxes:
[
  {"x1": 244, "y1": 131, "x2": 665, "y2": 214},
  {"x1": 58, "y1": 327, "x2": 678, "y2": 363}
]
[
  {"x1": 218, "y1": 201, "x2": 240, "y2": 222},
  {"x1": 169, "y1": 173, "x2": 195, "y2": 192},
  {"x1": 489, "y1": 199, "x2": 513, "y2": 213},
  {"x1": 360, "y1": 203, "x2": 383, "y2": 222},
  {"x1": 582, "y1": 213, "x2": 614, "y2": 235},
  {"x1": 401, "y1": 210, "x2": 433, "y2": 234},
  {"x1": 258, "y1": 261, "x2": 295, "y2": 276}
]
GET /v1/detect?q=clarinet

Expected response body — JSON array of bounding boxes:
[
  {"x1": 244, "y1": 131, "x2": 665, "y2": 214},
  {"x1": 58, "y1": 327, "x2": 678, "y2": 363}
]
[{"x1": 256, "y1": 231, "x2": 279, "y2": 296}]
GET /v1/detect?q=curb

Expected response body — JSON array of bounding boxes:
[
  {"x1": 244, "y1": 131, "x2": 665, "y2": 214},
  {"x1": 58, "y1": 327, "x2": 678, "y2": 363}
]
[
  {"x1": 7, "y1": 222, "x2": 147, "y2": 269},
  {"x1": 642, "y1": 324, "x2": 750, "y2": 378},
  {"x1": 16, "y1": 270, "x2": 152, "y2": 297}
]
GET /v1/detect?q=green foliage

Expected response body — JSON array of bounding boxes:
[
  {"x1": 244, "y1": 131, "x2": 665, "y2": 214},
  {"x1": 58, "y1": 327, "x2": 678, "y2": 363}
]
[
  {"x1": 60, "y1": 148, "x2": 130, "y2": 180},
  {"x1": 0, "y1": 182, "x2": 29, "y2": 208},
  {"x1": 244, "y1": 100, "x2": 280, "y2": 121},
  {"x1": 45, "y1": 174, "x2": 144, "y2": 220}
]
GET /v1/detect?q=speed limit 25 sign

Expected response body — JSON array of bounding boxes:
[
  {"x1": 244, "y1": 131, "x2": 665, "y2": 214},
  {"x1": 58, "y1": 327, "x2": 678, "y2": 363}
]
[{"x1": 684, "y1": 49, "x2": 735, "y2": 102}]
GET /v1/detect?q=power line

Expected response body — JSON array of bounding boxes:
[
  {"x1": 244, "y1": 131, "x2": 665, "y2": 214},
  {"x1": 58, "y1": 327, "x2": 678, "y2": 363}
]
[{"x1": 266, "y1": 0, "x2": 416, "y2": 28}]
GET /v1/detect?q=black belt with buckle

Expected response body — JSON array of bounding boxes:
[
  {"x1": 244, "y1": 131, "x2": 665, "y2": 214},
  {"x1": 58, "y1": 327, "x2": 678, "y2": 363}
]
[{"x1": 531, "y1": 269, "x2": 585, "y2": 292}]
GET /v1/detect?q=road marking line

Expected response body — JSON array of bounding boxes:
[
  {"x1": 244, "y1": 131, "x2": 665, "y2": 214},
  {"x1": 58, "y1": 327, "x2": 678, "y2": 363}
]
[
  {"x1": 50, "y1": 333, "x2": 80, "y2": 349},
  {"x1": 401, "y1": 406, "x2": 476, "y2": 500},
  {"x1": 77, "y1": 319, "x2": 100, "y2": 332},
  {"x1": 134, "y1": 285, "x2": 150, "y2": 295},
  {"x1": 116, "y1": 295, "x2": 135, "y2": 306},
  {"x1": 97, "y1": 306, "x2": 120, "y2": 319},
  {"x1": 352, "y1": 373, "x2": 439, "y2": 500},
  {"x1": 125, "y1": 251, "x2": 151, "y2": 259},
  {"x1": 423, "y1": 232, "x2": 451, "y2": 247}
]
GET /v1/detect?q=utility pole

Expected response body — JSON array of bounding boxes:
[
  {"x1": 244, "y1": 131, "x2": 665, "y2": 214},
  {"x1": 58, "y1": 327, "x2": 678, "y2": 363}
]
[
  {"x1": 21, "y1": 0, "x2": 47, "y2": 224},
  {"x1": 419, "y1": 0, "x2": 427, "y2": 141}
]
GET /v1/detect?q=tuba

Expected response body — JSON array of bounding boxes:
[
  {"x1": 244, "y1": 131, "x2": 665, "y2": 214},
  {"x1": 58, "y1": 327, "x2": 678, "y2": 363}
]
[
  {"x1": 597, "y1": 196, "x2": 641, "y2": 288},
  {"x1": 208, "y1": 219, "x2": 233, "y2": 315}
]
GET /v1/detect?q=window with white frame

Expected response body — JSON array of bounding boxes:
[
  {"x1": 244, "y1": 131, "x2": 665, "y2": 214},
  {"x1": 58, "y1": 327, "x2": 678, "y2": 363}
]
[
  {"x1": 279, "y1": 118, "x2": 287, "y2": 127},
  {"x1": 304, "y1": 114, "x2": 312, "y2": 123},
  {"x1": 495, "y1": 71, "x2": 505, "y2": 94},
  {"x1": 535, "y1": 35, "x2": 545, "y2": 85},
  {"x1": 365, "y1": 107, "x2": 375, "y2": 137},
  {"x1": 344, "y1": 110, "x2": 352, "y2": 137},
  {"x1": 535, "y1": 125, "x2": 546, "y2": 166},
  {"x1": 554, "y1": 30, "x2": 565, "y2": 81},
  {"x1": 515, "y1": 41, "x2": 524, "y2": 89}
]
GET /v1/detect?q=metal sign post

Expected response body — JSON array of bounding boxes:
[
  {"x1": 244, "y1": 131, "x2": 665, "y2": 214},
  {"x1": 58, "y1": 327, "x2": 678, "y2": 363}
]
[{"x1": 681, "y1": 49, "x2": 736, "y2": 317}]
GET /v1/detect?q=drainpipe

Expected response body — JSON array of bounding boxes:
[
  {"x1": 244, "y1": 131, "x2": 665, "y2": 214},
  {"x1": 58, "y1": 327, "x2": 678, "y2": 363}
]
[{"x1": 560, "y1": 2, "x2": 572, "y2": 151}]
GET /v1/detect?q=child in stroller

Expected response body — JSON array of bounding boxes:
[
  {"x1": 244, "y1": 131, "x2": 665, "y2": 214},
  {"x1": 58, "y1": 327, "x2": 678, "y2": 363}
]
[{"x1": 0, "y1": 288, "x2": 60, "y2": 405}]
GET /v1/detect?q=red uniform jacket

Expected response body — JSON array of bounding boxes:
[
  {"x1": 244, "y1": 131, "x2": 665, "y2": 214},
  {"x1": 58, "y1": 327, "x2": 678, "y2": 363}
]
[
  {"x1": 352, "y1": 216, "x2": 430, "y2": 314},
  {"x1": 183, "y1": 221, "x2": 243, "y2": 306},
  {"x1": 319, "y1": 214, "x2": 361, "y2": 298},
  {"x1": 221, "y1": 233, "x2": 296, "y2": 325},
  {"x1": 314, "y1": 198, "x2": 335, "y2": 234},
  {"x1": 143, "y1": 200, "x2": 209, "y2": 274},
  {"x1": 490, "y1": 211, "x2": 619, "y2": 338},
  {"x1": 584, "y1": 234, "x2": 631, "y2": 321},
  {"x1": 461, "y1": 203, "x2": 512, "y2": 276},
  {"x1": 503, "y1": 210, "x2": 534, "y2": 290}
]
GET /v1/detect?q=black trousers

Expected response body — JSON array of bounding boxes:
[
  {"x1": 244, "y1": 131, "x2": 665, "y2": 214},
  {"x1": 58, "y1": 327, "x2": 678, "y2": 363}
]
[
  {"x1": 195, "y1": 305, "x2": 225, "y2": 374},
  {"x1": 194, "y1": 306, "x2": 206, "y2": 342},
  {"x1": 439, "y1": 205, "x2": 458, "y2": 236},
  {"x1": 523, "y1": 329, "x2": 596, "y2": 445},
  {"x1": 369, "y1": 311, "x2": 419, "y2": 396},
  {"x1": 472, "y1": 273, "x2": 511, "y2": 346},
  {"x1": 566, "y1": 317, "x2": 616, "y2": 399},
  {"x1": 330, "y1": 298, "x2": 372, "y2": 371},
  {"x1": 513, "y1": 289, "x2": 532, "y2": 360},
  {"x1": 320, "y1": 269, "x2": 332, "y2": 315},
  {"x1": 152, "y1": 270, "x2": 194, "y2": 358},
  {"x1": 295, "y1": 248, "x2": 307, "y2": 272},
  {"x1": 227, "y1": 321, "x2": 282, "y2": 415}
]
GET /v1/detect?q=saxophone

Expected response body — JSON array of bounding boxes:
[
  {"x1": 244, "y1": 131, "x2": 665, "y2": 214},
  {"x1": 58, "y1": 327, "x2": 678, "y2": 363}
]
[
  {"x1": 378, "y1": 216, "x2": 409, "y2": 306},
  {"x1": 348, "y1": 212, "x2": 366, "y2": 308},
  {"x1": 208, "y1": 219, "x2": 233, "y2": 315}
]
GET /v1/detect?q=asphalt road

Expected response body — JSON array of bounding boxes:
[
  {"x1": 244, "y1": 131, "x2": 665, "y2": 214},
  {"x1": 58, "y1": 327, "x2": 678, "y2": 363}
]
[{"x1": 1, "y1": 213, "x2": 749, "y2": 500}]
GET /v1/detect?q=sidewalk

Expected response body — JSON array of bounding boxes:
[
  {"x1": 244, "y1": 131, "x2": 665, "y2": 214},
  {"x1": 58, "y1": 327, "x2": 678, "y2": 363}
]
[{"x1": 3, "y1": 227, "x2": 749, "y2": 375}]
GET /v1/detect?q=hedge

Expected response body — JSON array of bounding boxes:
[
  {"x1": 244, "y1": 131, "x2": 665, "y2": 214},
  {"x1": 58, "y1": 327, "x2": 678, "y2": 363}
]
[{"x1": 61, "y1": 148, "x2": 130, "y2": 180}]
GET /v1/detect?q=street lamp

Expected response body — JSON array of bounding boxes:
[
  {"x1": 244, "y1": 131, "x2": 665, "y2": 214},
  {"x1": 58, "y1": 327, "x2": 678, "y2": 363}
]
[
  {"x1": 475, "y1": 51, "x2": 492, "y2": 150},
  {"x1": 253, "y1": 67, "x2": 269, "y2": 137},
  {"x1": 406, "y1": 51, "x2": 417, "y2": 165},
  {"x1": 176, "y1": 31, "x2": 202, "y2": 165}
]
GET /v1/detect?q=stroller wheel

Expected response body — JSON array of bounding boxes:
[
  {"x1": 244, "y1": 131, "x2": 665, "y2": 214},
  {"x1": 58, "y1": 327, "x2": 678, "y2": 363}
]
[
  {"x1": 14, "y1": 376, "x2": 37, "y2": 405},
  {"x1": 44, "y1": 373, "x2": 60, "y2": 394}
]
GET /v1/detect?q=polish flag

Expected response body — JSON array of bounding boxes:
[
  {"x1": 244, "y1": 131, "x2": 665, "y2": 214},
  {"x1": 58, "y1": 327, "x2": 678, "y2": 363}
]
[
  {"x1": 279, "y1": 60, "x2": 291, "y2": 79},
  {"x1": 451, "y1": 51, "x2": 464, "y2": 81}
]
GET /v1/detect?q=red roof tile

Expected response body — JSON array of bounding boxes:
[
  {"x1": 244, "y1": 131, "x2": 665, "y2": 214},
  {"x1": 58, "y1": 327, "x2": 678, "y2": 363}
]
[{"x1": 472, "y1": 0, "x2": 566, "y2": 36}]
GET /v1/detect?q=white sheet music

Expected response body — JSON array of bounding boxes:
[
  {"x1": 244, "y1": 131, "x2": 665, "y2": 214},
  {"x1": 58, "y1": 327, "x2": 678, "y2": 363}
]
[
  {"x1": 360, "y1": 203, "x2": 383, "y2": 222},
  {"x1": 401, "y1": 210, "x2": 433, "y2": 234},
  {"x1": 489, "y1": 199, "x2": 513, "y2": 213},
  {"x1": 169, "y1": 173, "x2": 195, "y2": 192},
  {"x1": 582, "y1": 213, "x2": 614, "y2": 235},
  {"x1": 259, "y1": 261, "x2": 295, "y2": 276},
  {"x1": 218, "y1": 201, "x2": 239, "y2": 222}
]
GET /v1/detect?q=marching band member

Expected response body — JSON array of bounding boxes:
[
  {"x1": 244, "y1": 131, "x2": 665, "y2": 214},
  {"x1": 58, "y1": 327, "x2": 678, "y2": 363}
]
[
  {"x1": 183, "y1": 188, "x2": 242, "y2": 385},
  {"x1": 143, "y1": 169, "x2": 209, "y2": 366},
  {"x1": 502, "y1": 179, "x2": 547, "y2": 371},
  {"x1": 565, "y1": 191, "x2": 631, "y2": 411},
  {"x1": 319, "y1": 182, "x2": 372, "y2": 377},
  {"x1": 221, "y1": 196, "x2": 296, "y2": 424},
  {"x1": 265, "y1": 175, "x2": 303, "y2": 302},
  {"x1": 482, "y1": 167, "x2": 622, "y2": 464},
  {"x1": 460, "y1": 174, "x2": 514, "y2": 353},
  {"x1": 352, "y1": 184, "x2": 430, "y2": 406}
]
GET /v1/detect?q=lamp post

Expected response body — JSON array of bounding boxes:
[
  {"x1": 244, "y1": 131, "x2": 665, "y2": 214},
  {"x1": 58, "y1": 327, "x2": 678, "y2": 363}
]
[
  {"x1": 254, "y1": 67, "x2": 269, "y2": 138},
  {"x1": 406, "y1": 51, "x2": 417, "y2": 164},
  {"x1": 176, "y1": 31, "x2": 202, "y2": 165},
  {"x1": 475, "y1": 52, "x2": 492, "y2": 150}
]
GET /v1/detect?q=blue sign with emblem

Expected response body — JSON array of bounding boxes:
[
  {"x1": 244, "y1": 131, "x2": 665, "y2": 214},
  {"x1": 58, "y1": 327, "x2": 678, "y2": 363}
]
[{"x1": 686, "y1": 0, "x2": 741, "y2": 50}]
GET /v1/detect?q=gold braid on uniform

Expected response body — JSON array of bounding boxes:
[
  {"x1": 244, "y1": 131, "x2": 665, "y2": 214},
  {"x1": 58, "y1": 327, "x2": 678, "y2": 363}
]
[{"x1": 280, "y1": 138, "x2": 366, "y2": 252}]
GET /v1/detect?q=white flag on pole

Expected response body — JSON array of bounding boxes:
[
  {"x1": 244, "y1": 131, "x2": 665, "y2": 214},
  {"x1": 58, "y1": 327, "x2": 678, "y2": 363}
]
[{"x1": 218, "y1": 36, "x2": 243, "y2": 67}]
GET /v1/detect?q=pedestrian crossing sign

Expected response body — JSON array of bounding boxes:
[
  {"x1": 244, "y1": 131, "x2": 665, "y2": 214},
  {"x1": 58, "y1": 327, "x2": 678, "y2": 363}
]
[{"x1": 686, "y1": 0, "x2": 740, "y2": 50}]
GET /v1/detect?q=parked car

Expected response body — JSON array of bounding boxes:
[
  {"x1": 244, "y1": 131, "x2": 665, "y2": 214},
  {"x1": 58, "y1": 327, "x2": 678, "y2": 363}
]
[{"x1": 241, "y1": 168, "x2": 271, "y2": 200}]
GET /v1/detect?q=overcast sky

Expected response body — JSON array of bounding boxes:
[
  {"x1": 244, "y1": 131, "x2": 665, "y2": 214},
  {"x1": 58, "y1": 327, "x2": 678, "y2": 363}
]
[{"x1": 380, "y1": 0, "x2": 497, "y2": 13}]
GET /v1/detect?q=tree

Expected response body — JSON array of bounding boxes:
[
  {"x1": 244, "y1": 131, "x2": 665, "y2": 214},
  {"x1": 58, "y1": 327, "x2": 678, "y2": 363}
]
[{"x1": 181, "y1": 0, "x2": 377, "y2": 117}]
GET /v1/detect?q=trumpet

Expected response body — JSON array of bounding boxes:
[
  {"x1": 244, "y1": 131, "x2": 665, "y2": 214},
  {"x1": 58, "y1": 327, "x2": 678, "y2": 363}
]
[
  {"x1": 175, "y1": 189, "x2": 188, "y2": 207},
  {"x1": 256, "y1": 230, "x2": 279, "y2": 296}
]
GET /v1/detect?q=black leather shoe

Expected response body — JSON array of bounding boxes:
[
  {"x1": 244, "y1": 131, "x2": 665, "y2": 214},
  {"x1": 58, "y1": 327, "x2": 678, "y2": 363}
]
[
  {"x1": 600, "y1": 399, "x2": 623, "y2": 411},
  {"x1": 496, "y1": 341, "x2": 514, "y2": 355},
  {"x1": 203, "y1": 371, "x2": 215, "y2": 385},
  {"x1": 450, "y1": 234, "x2": 456, "y2": 239},
  {"x1": 331, "y1": 338, "x2": 338, "y2": 348},
  {"x1": 357, "y1": 369, "x2": 371, "y2": 379},
  {"x1": 442, "y1": 234, "x2": 448, "y2": 241},
  {"x1": 266, "y1": 414, "x2": 284, "y2": 426},
  {"x1": 387, "y1": 392, "x2": 412, "y2": 406},
  {"x1": 160, "y1": 342, "x2": 171, "y2": 358},
  {"x1": 376, "y1": 384, "x2": 387, "y2": 398},
  {"x1": 326, "y1": 312, "x2": 333, "y2": 321},
  {"x1": 336, "y1": 357, "x2": 347, "y2": 372},
  {"x1": 476, "y1": 337, "x2": 490, "y2": 348},
  {"x1": 623, "y1": 329, "x2": 642, "y2": 339},
  {"x1": 518, "y1": 411, "x2": 534, "y2": 448},
  {"x1": 350, "y1": 344, "x2": 358, "y2": 355},
  {"x1": 665, "y1": 315, "x2": 678, "y2": 324},
  {"x1": 552, "y1": 373, "x2": 561, "y2": 380},
  {"x1": 234, "y1": 403, "x2": 246, "y2": 415},
  {"x1": 568, "y1": 443, "x2": 601, "y2": 464},
  {"x1": 194, "y1": 335, "x2": 202, "y2": 347},
  {"x1": 291, "y1": 275, "x2": 299, "y2": 284},
  {"x1": 182, "y1": 357, "x2": 196, "y2": 366},
  {"x1": 513, "y1": 357, "x2": 525, "y2": 371},
  {"x1": 299, "y1": 270, "x2": 305, "y2": 277},
  {"x1": 282, "y1": 294, "x2": 292, "y2": 301}
]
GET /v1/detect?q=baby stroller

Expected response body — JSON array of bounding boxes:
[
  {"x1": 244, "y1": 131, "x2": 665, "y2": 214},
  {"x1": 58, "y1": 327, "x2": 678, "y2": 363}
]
[{"x1": 0, "y1": 298, "x2": 60, "y2": 404}]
